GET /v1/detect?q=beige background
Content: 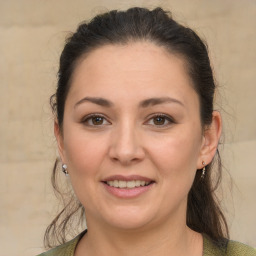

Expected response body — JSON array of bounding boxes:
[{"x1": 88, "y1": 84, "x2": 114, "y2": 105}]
[{"x1": 0, "y1": 0, "x2": 255, "y2": 255}]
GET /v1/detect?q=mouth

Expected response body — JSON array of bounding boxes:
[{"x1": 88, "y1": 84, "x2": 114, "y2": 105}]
[
  {"x1": 103, "y1": 180, "x2": 154, "y2": 189},
  {"x1": 102, "y1": 175, "x2": 155, "y2": 198}
]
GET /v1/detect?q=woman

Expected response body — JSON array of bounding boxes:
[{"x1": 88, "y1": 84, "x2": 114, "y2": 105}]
[{"x1": 38, "y1": 7, "x2": 255, "y2": 256}]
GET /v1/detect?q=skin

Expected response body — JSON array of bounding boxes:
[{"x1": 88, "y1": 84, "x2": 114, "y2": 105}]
[{"x1": 55, "y1": 42, "x2": 222, "y2": 256}]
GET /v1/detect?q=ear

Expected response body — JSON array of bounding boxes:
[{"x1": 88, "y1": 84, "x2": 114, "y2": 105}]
[
  {"x1": 197, "y1": 111, "x2": 222, "y2": 169},
  {"x1": 54, "y1": 120, "x2": 66, "y2": 163}
]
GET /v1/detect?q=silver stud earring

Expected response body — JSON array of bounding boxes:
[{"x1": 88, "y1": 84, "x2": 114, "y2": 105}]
[
  {"x1": 62, "y1": 164, "x2": 68, "y2": 176},
  {"x1": 201, "y1": 161, "x2": 206, "y2": 179}
]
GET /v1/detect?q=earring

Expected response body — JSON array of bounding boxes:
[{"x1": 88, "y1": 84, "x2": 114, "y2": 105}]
[
  {"x1": 62, "y1": 164, "x2": 68, "y2": 176},
  {"x1": 201, "y1": 161, "x2": 206, "y2": 179}
]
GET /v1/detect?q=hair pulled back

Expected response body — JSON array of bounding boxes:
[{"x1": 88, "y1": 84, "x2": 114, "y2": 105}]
[{"x1": 46, "y1": 6, "x2": 228, "y2": 248}]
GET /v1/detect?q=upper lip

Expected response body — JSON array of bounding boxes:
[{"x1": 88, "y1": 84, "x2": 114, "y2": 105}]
[{"x1": 103, "y1": 175, "x2": 154, "y2": 182}]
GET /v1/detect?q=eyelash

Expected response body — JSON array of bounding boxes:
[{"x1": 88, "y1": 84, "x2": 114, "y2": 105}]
[
  {"x1": 82, "y1": 113, "x2": 111, "y2": 127},
  {"x1": 81, "y1": 113, "x2": 175, "y2": 127},
  {"x1": 145, "y1": 113, "x2": 175, "y2": 127}
]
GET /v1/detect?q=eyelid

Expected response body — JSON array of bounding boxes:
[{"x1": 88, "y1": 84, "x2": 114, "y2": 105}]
[
  {"x1": 82, "y1": 113, "x2": 111, "y2": 126},
  {"x1": 81, "y1": 113, "x2": 175, "y2": 127},
  {"x1": 145, "y1": 113, "x2": 175, "y2": 127}
]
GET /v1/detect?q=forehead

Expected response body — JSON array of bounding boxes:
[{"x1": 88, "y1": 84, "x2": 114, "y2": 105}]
[{"x1": 68, "y1": 42, "x2": 198, "y2": 107}]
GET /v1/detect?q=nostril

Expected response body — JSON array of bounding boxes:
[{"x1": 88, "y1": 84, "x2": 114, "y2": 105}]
[{"x1": 108, "y1": 134, "x2": 145, "y2": 164}]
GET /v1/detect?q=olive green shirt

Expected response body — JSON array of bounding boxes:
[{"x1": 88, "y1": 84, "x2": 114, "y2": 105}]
[{"x1": 37, "y1": 231, "x2": 256, "y2": 256}]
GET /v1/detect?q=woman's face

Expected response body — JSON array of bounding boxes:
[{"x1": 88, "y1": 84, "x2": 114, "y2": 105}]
[{"x1": 56, "y1": 42, "x2": 207, "y2": 230}]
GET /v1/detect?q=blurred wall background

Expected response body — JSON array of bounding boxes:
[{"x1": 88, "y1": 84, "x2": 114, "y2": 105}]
[{"x1": 0, "y1": 0, "x2": 255, "y2": 255}]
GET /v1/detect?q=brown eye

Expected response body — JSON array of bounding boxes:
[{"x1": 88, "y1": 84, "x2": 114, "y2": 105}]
[
  {"x1": 92, "y1": 116, "x2": 104, "y2": 125},
  {"x1": 146, "y1": 114, "x2": 174, "y2": 127},
  {"x1": 82, "y1": 114, "x2": 110, "y2": 126},
  {"x1": 153, "y1": 116, "x2": 166, "y2": 125}
]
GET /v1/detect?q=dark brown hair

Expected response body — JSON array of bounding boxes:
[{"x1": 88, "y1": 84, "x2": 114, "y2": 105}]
[{"x1": 45, "y1": 6, "x2": 229, "y2": 248}]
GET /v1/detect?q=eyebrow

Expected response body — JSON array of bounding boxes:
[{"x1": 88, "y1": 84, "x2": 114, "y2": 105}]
[
  {"x1": 74, "y1": 96, "x2": 184, "y2": 108},
  {"x1": 139, "y1": 97, "x2": 184, "y2": 108},
  {"x1": 74, "y1": 97, "x2": 114, "y2": 108}
]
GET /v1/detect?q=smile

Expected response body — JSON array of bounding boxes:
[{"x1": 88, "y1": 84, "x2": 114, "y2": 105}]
[
  {"x1": 102, "y1": 175, "x2": 155, "y2": 198},
  {"x1": 105, "y1": 180, "x2": 152, "y2": 189}
]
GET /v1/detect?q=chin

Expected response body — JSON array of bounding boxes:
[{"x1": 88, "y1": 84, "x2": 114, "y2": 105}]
[
  {"x1": 108, "y1": 218, "x2": 151, "y2": 231},
  {"x1": 101, "y1": 206, "x2": 157, "y2": 231}
]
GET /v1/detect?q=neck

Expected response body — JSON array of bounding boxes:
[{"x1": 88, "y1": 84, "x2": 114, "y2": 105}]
[{"x1": 75, "y1": 216, "x2": 203, "y2": 256}]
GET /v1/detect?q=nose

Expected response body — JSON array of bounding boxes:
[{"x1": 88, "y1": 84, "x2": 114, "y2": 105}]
[{"x1": 108, "y1": 121, "x2": 145, "y2": 165}]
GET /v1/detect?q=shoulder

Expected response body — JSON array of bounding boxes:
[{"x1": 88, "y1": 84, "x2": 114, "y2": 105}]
[
  {"x1": 36, "y1": 240, "x2": 76, "y2": 256},
  {"x1": 203, "y1": 234, "x2": 256, "y2": 256},
  {"x1": 227, "y1": 240, "x2": 256, "y2": 256},
  {"x1": 36, "y1": 231, "x2": 86, "y2": 256}
]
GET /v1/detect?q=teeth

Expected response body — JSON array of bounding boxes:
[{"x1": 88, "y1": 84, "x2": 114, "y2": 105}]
[
  {"x1": 127, "y1": 181, "x2": 135, "y2": 188},
  {"x1": 106, "y1": 180, "x2": 151, "y2": 188},
  {"x1": 119, "y1": 181, "x2": 126, "y2": 188},
  {"x1": 135, "y1": 180, "x2": 141, "y2": 187},
  {"x1": 113, "y1": 180, "x2": 119, "y2": 187}
]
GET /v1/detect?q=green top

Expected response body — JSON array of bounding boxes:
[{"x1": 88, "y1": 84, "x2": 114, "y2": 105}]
[{"x1": 37, "y1": 231, "x2": 256, "y2": 256}]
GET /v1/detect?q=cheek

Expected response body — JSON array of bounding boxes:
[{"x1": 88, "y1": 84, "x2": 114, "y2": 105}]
[
  {"x1": 147, "y1": 126, "x2": 202, "y2": 179},
  {"x1": 62, "y1": 129, "x2": 110, "y2": 207},
  {"x1": 63, "y1": 128, "x2": 108, "y2": 179}
]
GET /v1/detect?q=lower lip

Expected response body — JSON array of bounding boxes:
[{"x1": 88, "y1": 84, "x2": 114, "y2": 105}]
[{"x1": 102, "y1": 182, "x2": 154, "y2": 198}]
